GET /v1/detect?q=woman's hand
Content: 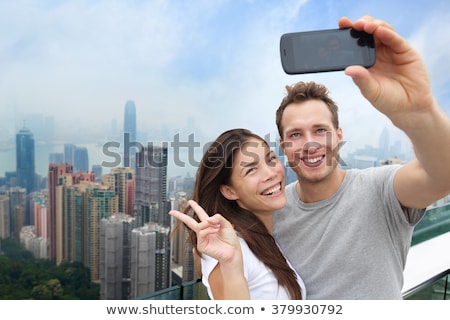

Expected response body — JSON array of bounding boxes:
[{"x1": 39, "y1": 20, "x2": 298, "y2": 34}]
[
  {"x1": 169, "y1": 200, "x2": 241, "y2": 264},
  {"x1": 170, "y1": 200, "x2": 250, "y2": 299}
]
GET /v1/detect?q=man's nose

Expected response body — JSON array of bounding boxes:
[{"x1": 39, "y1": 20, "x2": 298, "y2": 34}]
[{"x1": 303, "y1": 141, "x2": 321, "y2": 154}]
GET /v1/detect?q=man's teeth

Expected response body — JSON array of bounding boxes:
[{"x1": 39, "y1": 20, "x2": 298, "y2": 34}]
[
  {"x1": 303, "y1": 156, "x2": 322, "y2": 164},
  {"x1": 263, "y1": 184, "x2": 281, "y2": 195}
]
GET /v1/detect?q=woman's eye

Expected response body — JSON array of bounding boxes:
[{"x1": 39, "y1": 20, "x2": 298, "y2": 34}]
[{"x1": 245, "y1": 167, "x2": 256, "y2": 175}]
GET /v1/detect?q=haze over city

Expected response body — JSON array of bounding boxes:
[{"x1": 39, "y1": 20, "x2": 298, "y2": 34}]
[
  {"x1": 1, "y1": 1, "x2": 450, "y2": 306},
  {"x1": 1, "y1": 0, "x2": 450, "y2": 177}
]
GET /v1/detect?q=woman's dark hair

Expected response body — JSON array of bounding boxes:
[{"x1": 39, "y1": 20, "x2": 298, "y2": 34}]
[{"x1": 184, "y1": 128, "x2": 302, "y2": 299}]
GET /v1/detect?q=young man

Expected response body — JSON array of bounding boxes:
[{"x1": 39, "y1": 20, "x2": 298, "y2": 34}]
[{"x1": 273, "y1": 16, "x2": 450, "y2": 299}]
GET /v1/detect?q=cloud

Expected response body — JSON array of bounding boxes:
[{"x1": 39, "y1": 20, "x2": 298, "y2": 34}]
[
  {"x1": 1, "y1": 0, "x2": 450, "y2": 178},
  {"x1": 408, "y1": 9, "x2": 450, "y2": 111}
]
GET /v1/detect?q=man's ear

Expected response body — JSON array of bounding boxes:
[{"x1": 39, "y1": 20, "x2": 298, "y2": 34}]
[
  {"x1": 219, "y1": 184, "x2": 239, "y2": 200},
  {"x1": 279, "y1": 138, "x2": 285, "y2": 153},
  {"x1": 337, "y1": 127, "x2": 343, "y2": 142}
]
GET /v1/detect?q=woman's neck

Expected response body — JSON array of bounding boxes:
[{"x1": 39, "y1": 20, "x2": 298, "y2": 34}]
[{"x1": 254, "y1": 212, "x2": 273, "y2": 234}]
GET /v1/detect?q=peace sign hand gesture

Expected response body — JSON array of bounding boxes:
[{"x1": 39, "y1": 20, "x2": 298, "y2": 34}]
[
  {"x1": 169, "y1": 200, "x2": 242, "y2": 265},
  {"x1": 170, "y1": 200, "x2": 250, "y2": 299}
]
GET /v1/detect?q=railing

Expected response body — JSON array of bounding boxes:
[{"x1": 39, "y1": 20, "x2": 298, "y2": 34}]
[
  {"x1": 138, "y1": 279, "x2": 209, "y2": 300},
  {"x1": 142, "y1": 204, "x2": 450, "y2": 300},
  {"x1": 401, "y1": 204, "x2": 450, "y2": 299},
  {"x1": 402, "y1": 231, "x2": 450, "y2": 300},
  {"x1": 403, "y1": 268, "x2": 449, "y2": 300},
  {"x1": 411, "y1": 203, "x2": 450, "y2": 246}
]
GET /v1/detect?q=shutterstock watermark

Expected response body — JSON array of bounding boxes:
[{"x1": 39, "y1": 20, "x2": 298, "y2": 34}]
[
  {"x1": 283, "y1": 132, "x2": 347, "y2": 168},
  {"x1": 101, "y1": 132, "x2": 347, "y2": 169}
]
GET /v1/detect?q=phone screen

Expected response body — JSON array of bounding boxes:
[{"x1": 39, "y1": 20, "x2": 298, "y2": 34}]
[{"x1": 280, "y1": 28, "x2": 376, "y2": 74}]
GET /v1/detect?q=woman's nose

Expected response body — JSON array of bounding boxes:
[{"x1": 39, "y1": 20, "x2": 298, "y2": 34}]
[{"x1": 262, "y1": 163, "x2": 277, "y2": 182}]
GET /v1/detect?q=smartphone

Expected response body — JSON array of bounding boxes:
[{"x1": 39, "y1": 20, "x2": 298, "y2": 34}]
[{"x1": 280, "y1": 28, "x2": 376, "y2": 74}]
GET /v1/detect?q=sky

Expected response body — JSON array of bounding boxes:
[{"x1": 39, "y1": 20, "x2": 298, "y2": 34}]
[{"x1": 1, "y1": 0, "x2": 450, "y2": 177}]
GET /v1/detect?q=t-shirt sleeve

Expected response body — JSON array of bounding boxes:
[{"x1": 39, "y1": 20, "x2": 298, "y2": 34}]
[{"x1": 379, "y1": 164, "x2": 426, "y2": 226}]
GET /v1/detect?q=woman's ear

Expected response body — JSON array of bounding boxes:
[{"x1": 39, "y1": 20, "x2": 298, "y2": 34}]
[{"x1": 220, "y1": 184, "x2": 239, "y2": 200}]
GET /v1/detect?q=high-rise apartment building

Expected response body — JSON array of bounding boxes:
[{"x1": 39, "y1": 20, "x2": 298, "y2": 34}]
[
  {"x1": 126, "y1": 177, "x2": 135, "y2": 216},
  {"x1": 0, "y1": 194, "x2": 10, "y2": 238},
  {"x1": 16, "y1": 127, "x2": 36, "y2": 195},
  {"x1": 12, "y1": 204, "x2": 24, "y2": 241},
  {"x1": 102, "y1": 167, "x2": 135, "y2": 216},
  {"x1": 49, "y1": 168, "x2": 116, "y2": 282},
  {"x1": 169, "y1": 192, "x2": 198, "y2": 285},
  {"x1": 59, "y1": 177, "x2": 83, "y2": 264},
  {"x1": 83, "y1": 184, "x2": 117, "y2": 282},
  {"x1": 92, "y1": 164, "x2": 103, "y2": 182},
  {"x1": 20, "y1": 225, "x2": 47, "y2": 259},
  {"x1": 33, "y1": 195, "x2": 47, "y2": 239},
  {"x1": 99, "y1": 213, "x2": 135, "y2": 300},
  {"x1": 134, "y1": 145, "x2": 168, "y2": 227},
  {"x1": 47, "y1": 163, "x2": 73, "y2": 260},
  {"x1": 129, "y1": 222, "x2": 171, "y2": 299},
  {"x1": 7, "y1": 187, "x2": 26, "y2": 235},
  {"x1": 123, "y1": 100, "x2": 136, "y2": 168}
]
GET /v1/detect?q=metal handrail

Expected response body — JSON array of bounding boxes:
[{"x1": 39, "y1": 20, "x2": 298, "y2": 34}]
[{"x1": 402, "y1": 268, "x2": 449, "y2": 299}]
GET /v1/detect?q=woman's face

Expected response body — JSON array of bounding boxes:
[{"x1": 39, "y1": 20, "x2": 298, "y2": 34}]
[{"x1": 221, "y1": 137, "x2": 286, "y2": 216}]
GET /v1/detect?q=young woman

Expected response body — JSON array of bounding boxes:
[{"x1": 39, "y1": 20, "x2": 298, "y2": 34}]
[{"x1": 169, "y1": 128, "x2": 306, "y2": 299}]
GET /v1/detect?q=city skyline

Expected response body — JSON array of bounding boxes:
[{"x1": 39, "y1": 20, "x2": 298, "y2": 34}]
[
  {"x1": 1, "y1": 1, "x2": 449, "y2": 303},
  {"x1": 1, "y1": 1, "x2": 450, "y2": 178},
  {"x1": 0, "y1": 120, "x2": 413, "y2": 181}
]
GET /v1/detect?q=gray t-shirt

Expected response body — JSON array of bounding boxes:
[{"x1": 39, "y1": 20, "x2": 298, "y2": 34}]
[{"x1": 273, "y1": 165, "x2": 425, "y2": 299}]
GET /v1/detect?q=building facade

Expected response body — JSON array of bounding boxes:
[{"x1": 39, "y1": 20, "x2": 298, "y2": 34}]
[
  {"x1": 99, "y1": 213, "x2": 135, "y2": 300},
  {"x1": 134, "y1": 145, "x2": 168, "y2": 227},
  {"x1": 16, "y1": 127, "x2": 36, "y2": 195},
  {"x1": 129, "y1": 222, "x2": 171, "y2": 299},
  {"x1": 123, "y1": 100, "x2": 137, "y2": 168}
]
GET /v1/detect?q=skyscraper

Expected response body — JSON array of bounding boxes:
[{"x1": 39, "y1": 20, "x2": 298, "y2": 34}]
[
  {"x1": 60, "y1": 180, "x2": 118, "y2": 280},
  {"x1": 64, "y1": 143, "x2": 76, "y2": 165},
  {"x1": 47, "y1": 163, "x2": 73, "y2": 260},
  {"x1": 100, "y1": 213, "x2": 135, "y2": 300},
  {"x1": 49, "y1": 152, "x2": 64, "y2": 165},
  {"x1": 84, "y1": 184, "x2": 117, "y2": 282},
  {"x1": 74, "y1": 146, "x2": 89, "y2": 173},
  {"x1": 8, "y1": 187, "x2": 26, "y2": 238},
  {"x1": 123, "y1": 100, "x2": 136, "y2": 168},
  {"x1": 134, "y1": 145, "x2": 168, "y2": 226},
  {"x1": 102, "y1": 167, "x2": 135, "y2": 216},
  {"x1": 16, "y1": 126, "x2": 36, "y2": 194},
  {"x1": 129, "y1": 222, "x2": 171, "y2": 298},
  {"x1": 0, "y1": 194, "x2": 10, "y2": 238},
  {"x1": 33, "y1": 195, "x2": 47, "y2": 239},
  {"x1": 170, "y1": 191, "x2": 198, "y2": 285}
]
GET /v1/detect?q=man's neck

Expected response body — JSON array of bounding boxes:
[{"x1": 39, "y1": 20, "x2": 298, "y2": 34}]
[{"x1": 296, "y1": 168, "x2": 346, "y2": 203}]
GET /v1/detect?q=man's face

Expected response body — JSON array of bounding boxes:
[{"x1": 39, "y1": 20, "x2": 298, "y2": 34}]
[{"x1": 279, "y1": 99, "x2": 343, "y2": 184}]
